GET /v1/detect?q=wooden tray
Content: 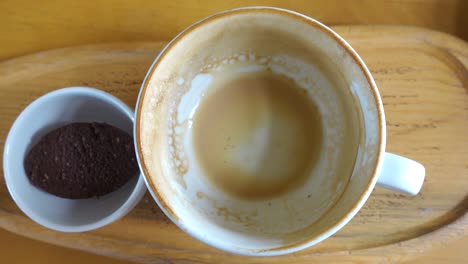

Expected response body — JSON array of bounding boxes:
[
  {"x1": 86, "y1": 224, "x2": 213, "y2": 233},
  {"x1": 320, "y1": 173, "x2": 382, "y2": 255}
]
[{"x1": 0, "y1": 26, "x2": 467, "y2": 264}]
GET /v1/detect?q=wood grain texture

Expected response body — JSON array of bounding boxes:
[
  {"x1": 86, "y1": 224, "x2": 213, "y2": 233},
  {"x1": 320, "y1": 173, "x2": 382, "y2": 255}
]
[
  {"x1": 0, "y1": 26, "x2": 467, "y2": 263},
  {"x1": 0, "y1": 228, "x2": 133, "y2": 264},
  {"x1": 0, "y1": 0, "x2": 467, "y2": 61}
]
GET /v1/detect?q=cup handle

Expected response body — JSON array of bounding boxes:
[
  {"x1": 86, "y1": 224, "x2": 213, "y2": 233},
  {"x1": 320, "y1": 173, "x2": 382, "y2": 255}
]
[{"x1": 376, "y1": 152, "x2": 425, "y2": 195}]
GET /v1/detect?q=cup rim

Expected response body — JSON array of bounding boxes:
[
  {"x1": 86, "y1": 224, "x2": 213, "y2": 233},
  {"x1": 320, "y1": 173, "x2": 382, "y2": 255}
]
[
  {"x1": 3, "y1": 87, "x2": 147, "y2": 232},
  {"x1": 134, "y1": 6, "x2": 386, "y2": 256}
]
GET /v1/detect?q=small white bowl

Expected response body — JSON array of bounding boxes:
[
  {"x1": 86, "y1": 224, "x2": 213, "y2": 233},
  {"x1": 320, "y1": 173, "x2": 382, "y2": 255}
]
[{"x1": 3, "y1": 87, "x2": 146, "y2": 232}]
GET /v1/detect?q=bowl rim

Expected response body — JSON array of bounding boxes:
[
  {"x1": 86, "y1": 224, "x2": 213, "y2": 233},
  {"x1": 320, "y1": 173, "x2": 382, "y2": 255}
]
[{"x1": 3, "y1": 86, "x2": 147, "y2": 232}]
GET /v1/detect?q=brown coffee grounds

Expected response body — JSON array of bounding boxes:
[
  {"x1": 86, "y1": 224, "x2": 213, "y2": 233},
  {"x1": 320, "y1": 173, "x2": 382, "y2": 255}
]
[{"x1": 24, "y1": 122, "x2": 139, "y2": 199}]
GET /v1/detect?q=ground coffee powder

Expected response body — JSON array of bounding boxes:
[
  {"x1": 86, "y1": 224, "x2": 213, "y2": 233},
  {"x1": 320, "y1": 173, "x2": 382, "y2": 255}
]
[{"x1": 24, "y1": 122, "x2": 139, "y2": 199}]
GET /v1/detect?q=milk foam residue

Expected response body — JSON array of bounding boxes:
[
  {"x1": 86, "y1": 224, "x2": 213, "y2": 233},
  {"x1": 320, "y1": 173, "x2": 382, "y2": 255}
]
[{"x1": 169, "y1": 53, "x2": 274, "y2": 188}]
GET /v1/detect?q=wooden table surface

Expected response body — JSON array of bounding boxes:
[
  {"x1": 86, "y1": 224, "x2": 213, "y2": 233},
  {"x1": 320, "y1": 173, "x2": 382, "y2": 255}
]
[{"x1": 0, "y1": 0, "x2": 466, "y2": 263}]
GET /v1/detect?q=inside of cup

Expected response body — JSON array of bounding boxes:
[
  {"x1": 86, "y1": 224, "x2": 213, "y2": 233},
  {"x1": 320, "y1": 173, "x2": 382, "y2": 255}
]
[{"x1": 139, "y1": 8, "x2": 382, "y2": 254}]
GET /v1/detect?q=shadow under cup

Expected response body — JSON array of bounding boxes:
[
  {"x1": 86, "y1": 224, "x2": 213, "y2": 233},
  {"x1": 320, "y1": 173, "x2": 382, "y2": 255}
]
[{"x1": 136, "y1": 8, "x2": 384, "y2": 255}]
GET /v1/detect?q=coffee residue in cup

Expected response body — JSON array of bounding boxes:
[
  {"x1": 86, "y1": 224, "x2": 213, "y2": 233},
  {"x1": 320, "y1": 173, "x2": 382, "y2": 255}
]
[{"x1": 24, "y1": 122, "x2": 139, "y2": 199}]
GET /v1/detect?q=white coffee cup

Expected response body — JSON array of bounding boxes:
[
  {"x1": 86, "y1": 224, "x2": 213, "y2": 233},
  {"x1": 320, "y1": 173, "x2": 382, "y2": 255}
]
[{"x1": 134, "y1": 7, "x2": 425, "y2": 256}]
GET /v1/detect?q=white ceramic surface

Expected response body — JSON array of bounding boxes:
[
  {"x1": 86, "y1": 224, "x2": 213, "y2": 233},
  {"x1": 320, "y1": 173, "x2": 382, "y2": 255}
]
[
  {"x1": 377, "y1": 153, "x2": 425, "y2": 195},
  {"x1": 3, "y1": 87, "x2": 147, "y2": 232},
  {"x1": 135, "y1": 7, "x2": 425, "y2": 256}
]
